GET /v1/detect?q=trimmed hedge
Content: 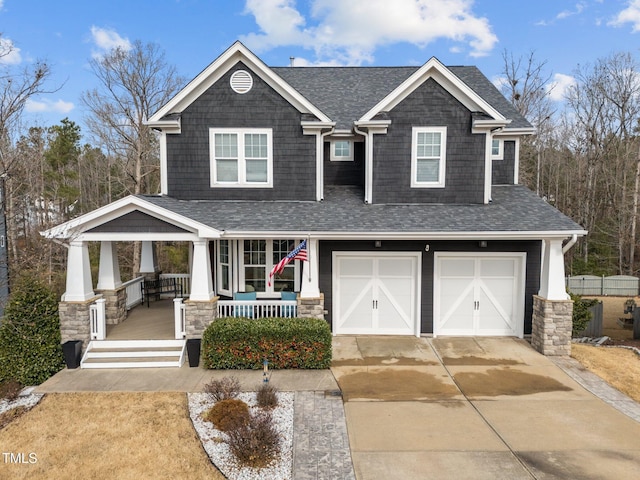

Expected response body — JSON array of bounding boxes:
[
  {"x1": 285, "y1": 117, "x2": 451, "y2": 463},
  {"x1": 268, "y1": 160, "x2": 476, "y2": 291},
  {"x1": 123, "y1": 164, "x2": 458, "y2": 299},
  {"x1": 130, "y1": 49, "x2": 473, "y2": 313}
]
[
  {"x1": 0, "y1": 275, "x2": 65, "y2": 385},
  {"x1": 202, "y1": 317, "x2": 332, "y2": 369}
]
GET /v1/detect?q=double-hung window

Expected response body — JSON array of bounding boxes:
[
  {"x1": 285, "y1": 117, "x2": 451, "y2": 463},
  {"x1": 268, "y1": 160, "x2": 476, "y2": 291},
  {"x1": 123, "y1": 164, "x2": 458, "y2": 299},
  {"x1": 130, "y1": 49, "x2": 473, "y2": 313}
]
[
  {"x1": 217, "y1": 239, "x2": 232, "y2": 297},
  {"x1": 411, "y1": 126, "x2": 446, "y2": 188},
  {"x1": 210, "y1": 128, "x2": 273, "y2": 187}
]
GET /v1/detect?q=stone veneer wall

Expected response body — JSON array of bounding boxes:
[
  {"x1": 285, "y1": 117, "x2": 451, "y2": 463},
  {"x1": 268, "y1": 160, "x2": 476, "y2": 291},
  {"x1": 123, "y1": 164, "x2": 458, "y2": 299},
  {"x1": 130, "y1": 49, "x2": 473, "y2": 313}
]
[
  {"x1": 95, "y1": 286, "x2": 127, "y2": 325},
  {"x1": 531, "y1": 295, "x2": 574, "y2": 356},
  {"x1": 297, "y1": 294, "x2": 325, "y2": 320},
  {"x1": 59, "y1": 296, "x2": 100, "y2": 348},
  {"x1": 184, "y1": 297, "x2": 219, "y2": 338}
]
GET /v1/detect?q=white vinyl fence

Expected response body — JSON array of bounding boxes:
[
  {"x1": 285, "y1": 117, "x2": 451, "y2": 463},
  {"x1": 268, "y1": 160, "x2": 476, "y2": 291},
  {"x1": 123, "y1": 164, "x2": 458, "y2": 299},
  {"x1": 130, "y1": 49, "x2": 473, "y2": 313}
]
[{"x1": 566, "y1": 275, "x2": 639, "y2": 296}]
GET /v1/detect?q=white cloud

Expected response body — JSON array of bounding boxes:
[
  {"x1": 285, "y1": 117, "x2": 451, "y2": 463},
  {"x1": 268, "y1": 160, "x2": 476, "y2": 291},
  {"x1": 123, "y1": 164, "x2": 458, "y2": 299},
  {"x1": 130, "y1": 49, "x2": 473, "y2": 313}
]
[
  {"x1": 0, "y1": 37, "x2": 22, "y2": 65},
  {"x1": 241, "y1": 0, "x2": 498, "y2": 65},
  {"x1": 25, "y1": 98, "x2": 75, "y2": 114},
  {"x1": 556, "y1": 2, "x2": 586, "y2": 20},
  {"x1": 547, "y1": 73, "x2": 576, "y2": 102},
  {"x1": 90, "y1": 26, "x2": 132, "y2": 57},
  {"x1": 609, "y1": 0, "x2": 640, "y2": 32}
]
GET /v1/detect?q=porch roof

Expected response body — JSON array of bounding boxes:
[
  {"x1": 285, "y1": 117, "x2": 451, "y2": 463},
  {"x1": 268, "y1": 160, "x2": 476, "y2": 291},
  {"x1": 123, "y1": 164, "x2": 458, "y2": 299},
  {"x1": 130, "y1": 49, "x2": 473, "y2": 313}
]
[{"x1": 139, "y1": 185, "x2": 585, "y2": 240}]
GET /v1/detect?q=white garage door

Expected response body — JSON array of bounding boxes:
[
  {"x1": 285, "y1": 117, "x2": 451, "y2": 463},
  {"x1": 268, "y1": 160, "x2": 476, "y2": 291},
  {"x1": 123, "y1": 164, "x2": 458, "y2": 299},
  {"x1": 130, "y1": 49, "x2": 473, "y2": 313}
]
[
  {"x1": 333, "y1": 253, "x2": 421, "y2": 336},
  {"x1": 434, "y1": 253, "x2": 525, "y2": 337}
]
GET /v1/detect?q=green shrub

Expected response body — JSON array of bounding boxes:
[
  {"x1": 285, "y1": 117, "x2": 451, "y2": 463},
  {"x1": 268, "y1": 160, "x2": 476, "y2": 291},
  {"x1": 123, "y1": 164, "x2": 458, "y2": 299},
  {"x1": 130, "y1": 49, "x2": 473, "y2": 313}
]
[
  {"x1": 0, "y1": 275, "x2": 65, "y2": 385},
  {"x1": 202, "y1": 398, "x2": 250, "y2": 432},
  {"x1": 570, "y1": 293, "x2": 599, "y2": 337},
  {"x1": 202, "y1": 317, "x2": 332, "y2": 370}
]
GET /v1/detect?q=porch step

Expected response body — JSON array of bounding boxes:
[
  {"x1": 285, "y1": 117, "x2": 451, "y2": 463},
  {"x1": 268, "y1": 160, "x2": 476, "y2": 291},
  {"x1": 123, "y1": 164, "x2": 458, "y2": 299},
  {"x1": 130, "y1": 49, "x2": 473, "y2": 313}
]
[{"x1": 81, "y1": 340, "x2": 186, "y2": 368}]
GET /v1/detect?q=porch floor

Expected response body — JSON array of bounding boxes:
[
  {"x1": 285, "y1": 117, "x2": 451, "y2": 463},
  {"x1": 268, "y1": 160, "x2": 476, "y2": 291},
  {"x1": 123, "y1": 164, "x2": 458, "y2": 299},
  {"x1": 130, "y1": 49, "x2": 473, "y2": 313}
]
[{"x1": 106, "y1": 299, "x2": 176, "y2": 340}]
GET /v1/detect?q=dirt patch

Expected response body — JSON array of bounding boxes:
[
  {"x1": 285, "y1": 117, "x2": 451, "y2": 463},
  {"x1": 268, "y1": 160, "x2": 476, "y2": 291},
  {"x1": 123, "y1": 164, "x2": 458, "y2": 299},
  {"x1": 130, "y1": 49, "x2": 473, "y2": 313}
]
[
  {"x1": 453, "y1": 368, "x2": 573, "y2": 397},
  {"x1": 0, "y1": 392, "x2": 225, "y2": 480},
  {"x1": 441, "y1": 356, "x2": 522, "y2": 366},
  {"x1": 332, "y1": 356, "x2": 438, "y2": 367},
  {"x1": 571, "y1": 343, "x2": 640, "y2": 402},
  {"x1": 337, "y1": 369, "x2": 459, "y2": 401}
]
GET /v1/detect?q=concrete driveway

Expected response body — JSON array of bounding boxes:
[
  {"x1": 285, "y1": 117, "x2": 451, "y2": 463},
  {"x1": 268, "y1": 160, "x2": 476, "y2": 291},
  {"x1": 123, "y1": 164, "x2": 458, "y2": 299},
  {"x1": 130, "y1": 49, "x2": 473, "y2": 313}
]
[{"x1": 331, "y1": 336, "x2": 640, "y2": 480}]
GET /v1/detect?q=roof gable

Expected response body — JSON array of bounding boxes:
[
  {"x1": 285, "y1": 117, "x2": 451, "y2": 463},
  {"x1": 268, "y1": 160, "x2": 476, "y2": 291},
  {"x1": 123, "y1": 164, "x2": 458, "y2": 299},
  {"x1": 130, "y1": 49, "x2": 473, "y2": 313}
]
[
  {"x1": 41, "y1": 195, "x2": 221, "y2": 240},
  {"x1": 359, "y1": 57, "x2": 507, "y2": 126},
  {"x1": 147, "y1": 41, "x2": 331, "y2": 126}
]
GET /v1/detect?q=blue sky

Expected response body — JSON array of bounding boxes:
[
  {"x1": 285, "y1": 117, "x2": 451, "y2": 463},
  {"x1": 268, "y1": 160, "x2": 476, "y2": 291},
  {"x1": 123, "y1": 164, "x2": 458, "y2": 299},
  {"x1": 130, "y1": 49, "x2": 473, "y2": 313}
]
[{"x1": 1, "y1": 0, "x2": 639, "y2": 132}]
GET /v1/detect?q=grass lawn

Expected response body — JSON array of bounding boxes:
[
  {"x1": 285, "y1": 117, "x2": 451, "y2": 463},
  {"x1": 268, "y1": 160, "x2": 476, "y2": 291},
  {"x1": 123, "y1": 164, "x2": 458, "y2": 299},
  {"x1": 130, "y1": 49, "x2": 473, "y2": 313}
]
[
  {"x1": 0, "y1": 392, "x2": 225, "y2": 480},
  {"x1": 571, "y1": 343, "x2": 640, "y2": 403}
]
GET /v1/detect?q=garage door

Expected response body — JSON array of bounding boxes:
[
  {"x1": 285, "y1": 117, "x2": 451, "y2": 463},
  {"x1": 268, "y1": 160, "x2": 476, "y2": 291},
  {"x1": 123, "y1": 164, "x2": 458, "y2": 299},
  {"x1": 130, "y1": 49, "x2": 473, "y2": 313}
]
[
  {"x1": 333, "y1": 253, "x2": 421, "y2": 336},
  {"x1": 434, "y1": 253, "x2": 525, "y2": 337}
]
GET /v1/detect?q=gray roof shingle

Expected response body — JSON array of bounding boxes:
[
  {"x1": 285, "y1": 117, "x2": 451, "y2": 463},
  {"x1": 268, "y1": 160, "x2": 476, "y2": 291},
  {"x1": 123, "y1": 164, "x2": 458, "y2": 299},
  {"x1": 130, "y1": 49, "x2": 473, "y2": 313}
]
[
  {"x1": 272, "y1": 65, "x2": 532, "y2": 131},
  {"x1": 139, "y1": 185, "x2": 583, "y2": 237}
]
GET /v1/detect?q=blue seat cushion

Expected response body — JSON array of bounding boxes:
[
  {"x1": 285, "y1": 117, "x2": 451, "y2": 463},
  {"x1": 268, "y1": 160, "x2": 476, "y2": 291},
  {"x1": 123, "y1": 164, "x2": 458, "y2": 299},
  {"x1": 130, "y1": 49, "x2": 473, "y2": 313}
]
[
  {"x1": 280, "y1": 291, "x2": 297, "y2": 317},
  {"x1": 233, "y1": 292, "x2": 256, "y2": 317}
]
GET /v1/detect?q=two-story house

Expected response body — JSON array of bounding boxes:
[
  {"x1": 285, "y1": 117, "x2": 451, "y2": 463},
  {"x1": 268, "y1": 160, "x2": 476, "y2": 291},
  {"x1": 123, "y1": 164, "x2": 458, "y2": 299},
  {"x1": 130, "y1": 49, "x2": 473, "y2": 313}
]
[{"x1": 44, "y1": 42, "x2": 585, "y2": 367}]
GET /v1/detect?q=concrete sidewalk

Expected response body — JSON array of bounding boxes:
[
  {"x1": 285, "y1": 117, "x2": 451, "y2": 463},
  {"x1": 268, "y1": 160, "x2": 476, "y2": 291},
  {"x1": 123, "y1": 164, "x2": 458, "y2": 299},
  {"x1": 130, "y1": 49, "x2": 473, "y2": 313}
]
[{"x1": 331, "y1": 336, "x2": 640, "y2": 480}]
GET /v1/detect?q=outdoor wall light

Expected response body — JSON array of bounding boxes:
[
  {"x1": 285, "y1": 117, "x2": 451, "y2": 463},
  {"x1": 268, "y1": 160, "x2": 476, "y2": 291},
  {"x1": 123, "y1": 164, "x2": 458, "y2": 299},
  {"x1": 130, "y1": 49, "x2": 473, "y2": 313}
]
[
  {"x1": 478, "y1": 240, "x2": 488, "y2": 248},
  {"x1": 374, "y1": 240, "x2": 382, "y2": 248}
]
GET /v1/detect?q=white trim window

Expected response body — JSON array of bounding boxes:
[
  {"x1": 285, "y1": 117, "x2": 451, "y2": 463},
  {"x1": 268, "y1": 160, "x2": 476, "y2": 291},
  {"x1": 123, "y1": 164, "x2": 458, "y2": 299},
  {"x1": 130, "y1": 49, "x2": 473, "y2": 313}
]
[
  {"x1": 492, "y1": 138, "x2": 503, "y2": 160},
  {"x1": 330, "y1": 140, "x2": 353, "y2": 161},
  {"x1": 210, "y1": 128, "x2": 273, "y2": 187},
  {"x1": 217, "y1": 239, "x2": 232, "y2": 297},
  {"x1": 411, "y1": 126, "x2": 446, "y2": 188},
  {"x1": 239, "y1": 239, "x2": 301, "y2": 296}
]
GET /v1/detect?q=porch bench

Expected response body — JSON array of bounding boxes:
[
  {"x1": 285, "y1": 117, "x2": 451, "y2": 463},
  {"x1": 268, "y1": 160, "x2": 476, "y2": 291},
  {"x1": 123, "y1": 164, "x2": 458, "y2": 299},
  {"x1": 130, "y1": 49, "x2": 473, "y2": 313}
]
[{"x1": 142, "y1": 277, "x2": 184, "y2": 307}]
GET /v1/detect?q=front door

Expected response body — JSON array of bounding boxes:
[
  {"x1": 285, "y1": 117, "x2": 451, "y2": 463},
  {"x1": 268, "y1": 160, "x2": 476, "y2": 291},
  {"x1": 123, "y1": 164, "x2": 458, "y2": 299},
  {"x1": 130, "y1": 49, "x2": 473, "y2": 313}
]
[{"x1": 333, "y1": 252, "x2": 421, "y2": 336}]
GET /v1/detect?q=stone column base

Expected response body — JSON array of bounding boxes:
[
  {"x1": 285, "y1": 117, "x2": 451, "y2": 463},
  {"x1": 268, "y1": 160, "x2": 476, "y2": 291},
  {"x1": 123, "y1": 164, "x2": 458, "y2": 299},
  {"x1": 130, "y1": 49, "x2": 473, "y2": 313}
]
[
  {"x1": 95, "y1": 285, "x2": 127, "y2": 325},
  {"x1": 531, "y1": 295, "x2": 573, "y2": 356},
  {"x1": 59, "y1": 296, "x2": 101, "y2": 350},
  {"x1": 297, "y1": 293, "x2": 325, "y2": 320},
  {"x1": 184, "y1": 296, "x2": 219, "y2": 339}
]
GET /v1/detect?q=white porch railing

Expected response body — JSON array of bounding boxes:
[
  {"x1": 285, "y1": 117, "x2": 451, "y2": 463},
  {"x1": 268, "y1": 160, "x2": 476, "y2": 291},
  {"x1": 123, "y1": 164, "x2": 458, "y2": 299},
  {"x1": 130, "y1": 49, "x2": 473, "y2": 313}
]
[
  {"x1": 217, "y1": 300, "x2": 297, "y2": 319},
  {"x1": 160, "y1": 273, "x2": 190, "y2": 298},
  {"x1": 90, "y1": 298, "x2": 106, "y2": 340},
  {"x1": 174, "y1": 298, "x2": 186, "y2": 339},
  {"x1": 124, "y1": 276, "x2": 144, "y2": 310}
]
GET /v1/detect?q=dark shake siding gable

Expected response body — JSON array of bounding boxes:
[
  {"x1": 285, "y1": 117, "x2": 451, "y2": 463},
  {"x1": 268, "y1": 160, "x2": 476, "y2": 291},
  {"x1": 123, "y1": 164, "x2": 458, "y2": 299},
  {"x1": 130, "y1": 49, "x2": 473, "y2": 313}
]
[
  {"x1": 372, "y1": 78, "x2": 486, "y2": 205},
  {"x1": 166, "y1": 62, "x2": 317, "y2": 201}
]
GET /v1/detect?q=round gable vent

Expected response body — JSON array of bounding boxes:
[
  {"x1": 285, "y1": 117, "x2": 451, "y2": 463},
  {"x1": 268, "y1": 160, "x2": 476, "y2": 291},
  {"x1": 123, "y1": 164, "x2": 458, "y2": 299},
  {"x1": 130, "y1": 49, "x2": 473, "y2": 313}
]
[{"x1": 230, "y1": 70, "x2": 253, "y2": 94}]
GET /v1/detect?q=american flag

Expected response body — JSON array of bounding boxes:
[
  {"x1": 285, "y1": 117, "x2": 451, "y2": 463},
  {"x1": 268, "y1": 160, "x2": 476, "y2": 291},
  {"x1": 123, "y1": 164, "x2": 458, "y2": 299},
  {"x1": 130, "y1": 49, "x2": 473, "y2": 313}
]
[{"x1": 268, "y1": 240, "x2": 307, "y2": 286}]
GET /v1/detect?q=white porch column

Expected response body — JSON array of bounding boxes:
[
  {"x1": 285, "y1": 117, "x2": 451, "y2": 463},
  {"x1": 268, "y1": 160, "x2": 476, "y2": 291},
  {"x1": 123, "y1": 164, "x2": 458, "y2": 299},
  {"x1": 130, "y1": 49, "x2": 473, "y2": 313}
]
[
  {"x1": 63, "y1": 240, "x2": 95, "y2": 301},
  {"x1": 189, "y1": 240, "x2": 214, "y2": 301},
  {"x1": 96, "y1": 241, "x2": 122, "y2": 290},
  {"x1": 139, "y1": 241, "x2": 157, "y2": 274},
  {"x1": 538, "y1": 238, "x2": 569, "y2": 301},
  {"x1": 300, "y1": 238, "x2": 320, "y2": 298}
]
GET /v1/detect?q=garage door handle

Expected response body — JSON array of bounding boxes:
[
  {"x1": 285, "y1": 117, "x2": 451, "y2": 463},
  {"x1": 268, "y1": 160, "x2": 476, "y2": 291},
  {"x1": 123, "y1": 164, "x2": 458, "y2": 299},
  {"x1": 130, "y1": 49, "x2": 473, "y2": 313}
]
[
  {"x1": 474, "y1": 301, "x2": 479, "y2": 310},
  {"x1": 372, "y1": 300, "x2": 378, "y2": 309}
]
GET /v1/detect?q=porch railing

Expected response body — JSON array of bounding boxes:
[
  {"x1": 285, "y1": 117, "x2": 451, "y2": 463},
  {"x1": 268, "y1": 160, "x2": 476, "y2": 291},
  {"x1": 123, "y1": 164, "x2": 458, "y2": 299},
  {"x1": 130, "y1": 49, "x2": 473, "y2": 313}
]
[
  {"x1": 160, "y1": 273, "x2": 190, "y2": 298},
  {"x1": 90, "y1": 298, "x2": 106, "y2": 340},
  {"x1": 217, "y1": 300, "x2": 297, "y2": 319},
  {"x1": 123, "y1": 276, "x2": 144, "y2": 310},
  {"x1": 174, "y1": 298, "x2": 186, "y2": 339}
]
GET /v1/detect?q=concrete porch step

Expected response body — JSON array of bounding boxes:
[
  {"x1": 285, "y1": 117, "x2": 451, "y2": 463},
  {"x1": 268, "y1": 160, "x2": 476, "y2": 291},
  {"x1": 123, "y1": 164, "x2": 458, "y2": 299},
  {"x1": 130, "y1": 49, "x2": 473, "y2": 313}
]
[{"x1": 81, "y1": 340, "x2": 186, "y2": 369}]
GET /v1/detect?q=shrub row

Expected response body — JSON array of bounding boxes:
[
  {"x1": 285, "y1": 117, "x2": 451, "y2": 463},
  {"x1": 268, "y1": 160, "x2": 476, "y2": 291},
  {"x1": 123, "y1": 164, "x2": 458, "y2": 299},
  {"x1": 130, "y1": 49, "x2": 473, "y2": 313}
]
[{"x1": 202, "y1": 317, "x2": 332, "y2": 369}]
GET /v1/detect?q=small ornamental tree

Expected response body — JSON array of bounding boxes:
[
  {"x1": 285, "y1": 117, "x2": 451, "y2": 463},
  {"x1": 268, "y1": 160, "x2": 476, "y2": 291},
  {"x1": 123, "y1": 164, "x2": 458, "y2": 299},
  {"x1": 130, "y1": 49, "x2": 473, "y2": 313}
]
[{"x1": 0, "y1": 275, "x2": 65, "y2": 385}]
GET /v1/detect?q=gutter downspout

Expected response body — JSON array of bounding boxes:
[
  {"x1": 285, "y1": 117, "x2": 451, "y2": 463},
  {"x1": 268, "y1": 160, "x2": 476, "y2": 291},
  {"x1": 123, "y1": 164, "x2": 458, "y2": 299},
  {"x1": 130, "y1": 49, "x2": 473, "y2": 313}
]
[
  {"x1": 353, "y1": 125, "x2": 371, "y2": 204},
  {"x1": 318, "y1": 127, "x2": 334, "y2": 201}
]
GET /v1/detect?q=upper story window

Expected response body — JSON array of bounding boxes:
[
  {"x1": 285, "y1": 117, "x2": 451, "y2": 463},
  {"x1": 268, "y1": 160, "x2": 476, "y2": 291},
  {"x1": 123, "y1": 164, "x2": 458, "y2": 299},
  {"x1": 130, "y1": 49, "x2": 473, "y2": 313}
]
[
  {"x1": 492, "y1": 138, "x2": 503, "y2": 160},
  {"x1": 330, "y1": 140, "x2": 353, "y2": 161},
  {"x1": 210, "y1": 128, "x2": 273, "y2": 188},
  {"x1": 411, "y1": 126, "x2": 446, "y2": 188}
]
